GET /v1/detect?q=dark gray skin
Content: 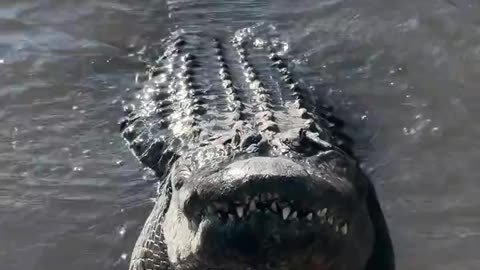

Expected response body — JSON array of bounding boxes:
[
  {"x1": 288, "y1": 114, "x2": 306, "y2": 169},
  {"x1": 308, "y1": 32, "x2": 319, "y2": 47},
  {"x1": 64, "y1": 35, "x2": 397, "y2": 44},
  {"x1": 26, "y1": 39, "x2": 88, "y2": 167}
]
[{"x1": 121, "y1": 30, "x2": 394, "y2": 270}]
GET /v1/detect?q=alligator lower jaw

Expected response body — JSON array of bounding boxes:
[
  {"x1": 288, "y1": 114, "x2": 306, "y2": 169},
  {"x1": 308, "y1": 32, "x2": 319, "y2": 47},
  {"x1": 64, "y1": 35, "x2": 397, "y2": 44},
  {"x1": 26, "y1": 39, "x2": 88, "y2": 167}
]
[
  {"x1": 179, "y1": 212, "x2": 342, "y2": 270},
  {"x1": 163, "y1": 197, "x2": 348, "y2": 270},
  {"x1": 184, "y1": 203, "x2": 349, "y2": 266}
]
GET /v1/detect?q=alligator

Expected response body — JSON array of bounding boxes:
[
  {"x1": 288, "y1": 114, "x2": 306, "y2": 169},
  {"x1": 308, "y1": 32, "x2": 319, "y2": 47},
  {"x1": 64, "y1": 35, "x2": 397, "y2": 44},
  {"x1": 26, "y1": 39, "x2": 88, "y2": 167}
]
[{"x1": 120, "y1": 28, "x2": 395, "y2": 270}]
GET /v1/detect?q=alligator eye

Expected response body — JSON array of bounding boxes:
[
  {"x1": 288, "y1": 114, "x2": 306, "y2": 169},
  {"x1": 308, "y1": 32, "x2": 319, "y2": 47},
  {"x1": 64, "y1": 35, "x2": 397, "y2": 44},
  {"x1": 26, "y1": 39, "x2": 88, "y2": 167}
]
[
  {"x1": 174, "y1": 38, "x2": 186, "y2": 47},
  {"x1": 118, "y1": 117, "x2": 129, "y2": 132}
]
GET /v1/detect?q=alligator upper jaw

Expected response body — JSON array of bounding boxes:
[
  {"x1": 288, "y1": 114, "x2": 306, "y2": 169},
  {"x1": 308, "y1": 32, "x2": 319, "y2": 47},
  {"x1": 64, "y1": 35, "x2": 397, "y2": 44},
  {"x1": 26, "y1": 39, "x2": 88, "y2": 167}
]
[{"x1": 181, "y1": 157, "x2": 352, "y2": 234}]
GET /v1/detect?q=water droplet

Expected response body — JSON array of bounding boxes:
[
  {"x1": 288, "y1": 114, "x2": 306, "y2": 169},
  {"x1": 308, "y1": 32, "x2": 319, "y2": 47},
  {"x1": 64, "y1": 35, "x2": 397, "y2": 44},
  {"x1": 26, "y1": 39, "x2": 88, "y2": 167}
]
[
  {"x1": 0, "y1": 59, "x2": 4, "y2": 64},
  {"x1": 120, "y1": 253, "x2": 128, "y2": 260},
  {"x1": 115, "y1": 160, "x2": 124, "y2": 166},
  {"x1": 73, "y1": 166, "x2": 84, "y2": 172},
  {"x1": 431, "y1": 127, "x2": 441, "y2": 136},
  {"x1": 72, "y1": 106, "x2": 78, "y2": 110},
  {"x1": 118, "y1": 226, "x2": 126, "y2": 236}
]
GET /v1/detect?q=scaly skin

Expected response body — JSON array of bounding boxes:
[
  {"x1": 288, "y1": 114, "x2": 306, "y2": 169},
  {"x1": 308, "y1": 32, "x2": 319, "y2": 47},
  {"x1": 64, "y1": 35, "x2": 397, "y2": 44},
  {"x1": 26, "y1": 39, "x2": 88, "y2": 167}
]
[{"x1": 121, "y1": 30, "x2": 394, "y2": 270}]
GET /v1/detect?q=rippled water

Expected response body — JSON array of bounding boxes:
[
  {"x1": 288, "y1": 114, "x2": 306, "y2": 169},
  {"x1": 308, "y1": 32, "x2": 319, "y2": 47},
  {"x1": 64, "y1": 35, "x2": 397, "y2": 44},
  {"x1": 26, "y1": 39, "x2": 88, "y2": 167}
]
[{"x1": 1, "y1": 1, "x2": 480, "y2": 269}]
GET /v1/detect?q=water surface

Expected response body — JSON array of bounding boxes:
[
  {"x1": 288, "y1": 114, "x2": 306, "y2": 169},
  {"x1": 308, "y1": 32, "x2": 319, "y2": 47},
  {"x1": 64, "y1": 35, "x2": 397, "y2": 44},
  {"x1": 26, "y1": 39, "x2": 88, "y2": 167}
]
[{"x1": 1, "y1": 0, "x2": 479, "y2": 269}]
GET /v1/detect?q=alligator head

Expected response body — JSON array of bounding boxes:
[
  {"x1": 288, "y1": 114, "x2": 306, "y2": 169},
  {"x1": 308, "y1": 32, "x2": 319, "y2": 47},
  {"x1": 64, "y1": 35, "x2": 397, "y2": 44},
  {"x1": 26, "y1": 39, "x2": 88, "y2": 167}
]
[{"x1": 122, "y1": 31, "x2": 394, "y2": 270}]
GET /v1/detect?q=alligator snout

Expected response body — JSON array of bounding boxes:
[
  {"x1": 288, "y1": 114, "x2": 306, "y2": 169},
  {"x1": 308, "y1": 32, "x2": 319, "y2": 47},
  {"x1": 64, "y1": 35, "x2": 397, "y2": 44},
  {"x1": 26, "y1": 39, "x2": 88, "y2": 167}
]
[{"x1": 179, "y1": 157, "x2": 352, "y2": 235}]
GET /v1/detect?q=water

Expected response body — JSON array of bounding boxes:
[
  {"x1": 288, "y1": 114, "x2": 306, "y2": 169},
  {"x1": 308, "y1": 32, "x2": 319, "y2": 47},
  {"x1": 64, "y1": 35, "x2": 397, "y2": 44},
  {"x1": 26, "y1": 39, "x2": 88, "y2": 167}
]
[{"x1": 1, "y1": 0, "x2": 479, "y2": 269}]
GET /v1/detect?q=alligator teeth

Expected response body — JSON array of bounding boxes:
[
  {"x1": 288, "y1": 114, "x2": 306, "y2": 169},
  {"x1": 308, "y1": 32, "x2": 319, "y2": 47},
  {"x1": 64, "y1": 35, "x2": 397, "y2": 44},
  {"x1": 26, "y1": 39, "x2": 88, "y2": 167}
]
[
  {"x1": 236, "y1": 206, "x2": 244, "y2": 218},
  {"x1": 328, "y1": 216, "x2": 334, "y2": 225},
  {"x1": 317, "y1": 208, "x2": 327, "y2": 218},
  {"x1": 271, "y1": 202, "x2": 278, "y2": 212},
  {"x1": 341, "y1": 224, "x2": 348, "y2": 235},
  {"x1": 214, "y1": 202, "x2": 229, "y2": 211},
  {"x1": 208, "y1": 197, "x2": 348, "y2": 227},
  {"x1": 282, "y1": 207, "x2": 291, "y2": 220},
  {"x1": 249, "y1": 200, "x2": 256, "y2": 211}
]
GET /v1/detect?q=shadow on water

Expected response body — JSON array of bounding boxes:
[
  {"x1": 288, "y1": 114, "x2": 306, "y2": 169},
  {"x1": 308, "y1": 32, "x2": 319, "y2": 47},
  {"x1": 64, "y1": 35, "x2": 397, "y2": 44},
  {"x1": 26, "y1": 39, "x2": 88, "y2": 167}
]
[{"x1": 1, "y1": 0, "x2": 479, "y2": 269}]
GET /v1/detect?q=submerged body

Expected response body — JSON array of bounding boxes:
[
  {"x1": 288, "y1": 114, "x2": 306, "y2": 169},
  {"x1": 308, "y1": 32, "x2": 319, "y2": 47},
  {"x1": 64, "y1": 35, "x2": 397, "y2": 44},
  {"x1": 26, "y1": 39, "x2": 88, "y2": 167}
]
[{"x1": 121, "y1": 29, "x2": 394, "y2": 270}]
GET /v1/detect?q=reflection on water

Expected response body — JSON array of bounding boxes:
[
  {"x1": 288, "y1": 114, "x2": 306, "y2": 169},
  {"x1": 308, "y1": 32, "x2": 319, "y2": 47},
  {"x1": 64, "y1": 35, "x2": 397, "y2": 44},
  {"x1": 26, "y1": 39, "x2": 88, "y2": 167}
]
[{"x1": 1, "y1": 0, "x2": 479, "y2": 269}]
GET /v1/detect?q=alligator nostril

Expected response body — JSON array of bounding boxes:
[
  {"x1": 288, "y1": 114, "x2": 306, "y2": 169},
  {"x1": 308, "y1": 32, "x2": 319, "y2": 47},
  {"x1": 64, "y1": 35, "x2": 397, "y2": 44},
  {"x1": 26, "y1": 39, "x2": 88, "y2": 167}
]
[{"x1": 174, "y1": 178, "x2": 184, "y2": 190}]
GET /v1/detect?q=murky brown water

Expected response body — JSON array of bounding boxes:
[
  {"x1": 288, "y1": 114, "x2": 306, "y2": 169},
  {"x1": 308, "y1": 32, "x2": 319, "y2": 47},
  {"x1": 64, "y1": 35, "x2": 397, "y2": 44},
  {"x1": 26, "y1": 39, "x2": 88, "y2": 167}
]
[{"x1": 1, "y1": 0, "x2": 479, "y2": 269}]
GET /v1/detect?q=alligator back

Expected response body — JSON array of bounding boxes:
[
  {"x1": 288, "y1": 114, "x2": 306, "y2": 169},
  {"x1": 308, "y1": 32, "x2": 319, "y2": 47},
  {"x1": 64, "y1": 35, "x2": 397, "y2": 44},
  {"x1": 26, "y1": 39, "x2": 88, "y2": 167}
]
[{"x1": 120, "y1": 29, "x2": 351, "y2": 179}]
